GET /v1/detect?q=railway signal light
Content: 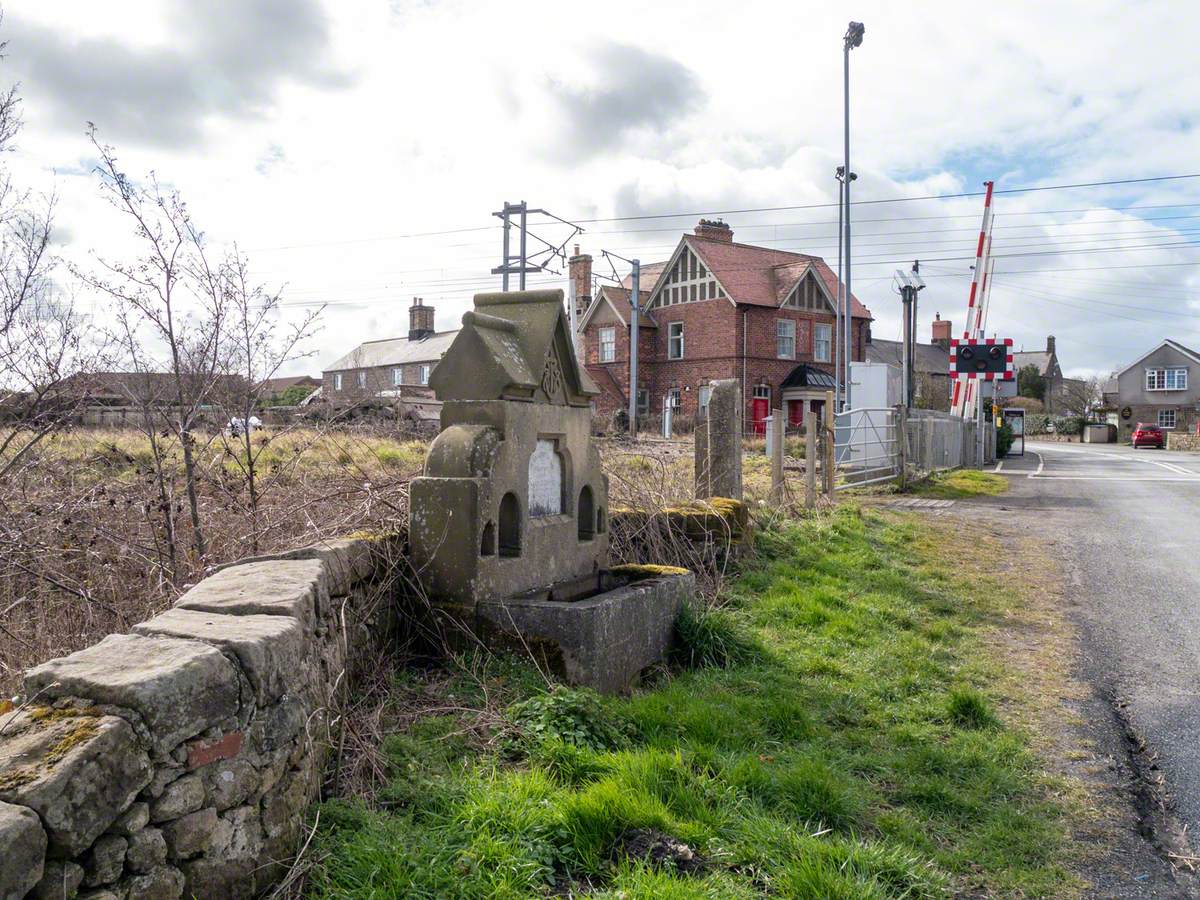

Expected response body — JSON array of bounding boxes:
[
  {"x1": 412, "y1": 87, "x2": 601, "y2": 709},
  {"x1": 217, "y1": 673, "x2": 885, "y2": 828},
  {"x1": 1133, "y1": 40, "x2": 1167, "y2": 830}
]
[{"x1": 949, "y1": 338, "x2": 1013, "y2": 380}]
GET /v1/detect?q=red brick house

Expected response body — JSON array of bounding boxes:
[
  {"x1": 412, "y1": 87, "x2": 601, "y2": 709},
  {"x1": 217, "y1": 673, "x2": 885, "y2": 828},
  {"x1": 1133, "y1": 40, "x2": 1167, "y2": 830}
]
[{"x1": 574, "y1": 220, "x2": 872, "y2": 433}]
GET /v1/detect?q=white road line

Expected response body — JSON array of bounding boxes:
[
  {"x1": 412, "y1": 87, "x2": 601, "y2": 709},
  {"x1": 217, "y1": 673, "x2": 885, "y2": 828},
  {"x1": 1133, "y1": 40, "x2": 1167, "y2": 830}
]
[
  {"x1": 992, "y1": 459, "x2": 1004, "y2": 473},
  {"x1": 1031, "y1": 476, "x2": 1200, "y2": 482},
  {"x1": 1031, "y1": 444, "x2": 1199, "y2": 477},
  {"x1": 1029, "y1": 449, "x2": 1045, "y2": 478}
]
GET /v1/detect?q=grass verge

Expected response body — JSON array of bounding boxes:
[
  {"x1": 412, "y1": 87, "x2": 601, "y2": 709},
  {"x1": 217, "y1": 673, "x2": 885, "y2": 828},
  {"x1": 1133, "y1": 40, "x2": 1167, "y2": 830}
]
[
  {"x1": 304, "y1": 506, "x2": 1075, "y2": 898},
  {"x1": 907, "y1": 469, "x2": 1009, "y2": 500}
]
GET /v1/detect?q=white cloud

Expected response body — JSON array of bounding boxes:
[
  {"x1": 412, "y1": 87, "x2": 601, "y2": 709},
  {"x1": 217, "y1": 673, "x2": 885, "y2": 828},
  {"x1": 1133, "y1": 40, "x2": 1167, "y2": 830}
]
[{"x1": 0, "y1": 0, "x2": 1197, "y2": 377}]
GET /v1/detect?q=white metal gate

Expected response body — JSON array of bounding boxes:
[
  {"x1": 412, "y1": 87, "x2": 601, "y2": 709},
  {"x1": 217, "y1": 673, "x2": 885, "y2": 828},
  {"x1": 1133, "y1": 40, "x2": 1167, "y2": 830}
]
[{"x1": 834, "y1": 407, "x2": 900, "y2": 488}]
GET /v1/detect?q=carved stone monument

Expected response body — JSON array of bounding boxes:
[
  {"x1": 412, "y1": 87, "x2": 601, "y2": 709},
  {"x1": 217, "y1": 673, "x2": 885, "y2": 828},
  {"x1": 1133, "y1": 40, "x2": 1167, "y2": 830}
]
[{"x1": 410, "y1": 289, "x2": 693, "y2": 692}]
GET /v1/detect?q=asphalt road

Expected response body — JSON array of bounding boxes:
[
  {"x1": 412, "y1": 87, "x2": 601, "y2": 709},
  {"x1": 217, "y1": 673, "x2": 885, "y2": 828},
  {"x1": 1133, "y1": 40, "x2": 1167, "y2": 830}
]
[{"x1": 1000, "y1": 440, "x2": 1200, "y2": 853}]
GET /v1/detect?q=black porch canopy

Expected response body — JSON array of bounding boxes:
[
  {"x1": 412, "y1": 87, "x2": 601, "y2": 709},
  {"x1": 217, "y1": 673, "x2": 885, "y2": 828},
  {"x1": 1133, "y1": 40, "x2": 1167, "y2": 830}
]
[{"x1": 780, "y1": 364, "x2": 838, "y2": 391}]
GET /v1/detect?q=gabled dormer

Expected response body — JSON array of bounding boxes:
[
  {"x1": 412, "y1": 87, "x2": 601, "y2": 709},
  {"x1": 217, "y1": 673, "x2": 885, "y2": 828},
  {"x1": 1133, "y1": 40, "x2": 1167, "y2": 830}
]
[
  {"x1": 644, "y1": 240, "x2": 728, "y2": 312},
  {"x1": 781, "y1": 268, "x2": 836, "y2": 314}
]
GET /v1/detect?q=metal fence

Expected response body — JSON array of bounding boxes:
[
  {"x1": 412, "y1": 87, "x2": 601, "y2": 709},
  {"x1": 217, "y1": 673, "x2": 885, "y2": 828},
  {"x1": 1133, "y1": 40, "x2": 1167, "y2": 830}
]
[{"x1": 832, "y1": 405, "x2": 994, "y2": 489}]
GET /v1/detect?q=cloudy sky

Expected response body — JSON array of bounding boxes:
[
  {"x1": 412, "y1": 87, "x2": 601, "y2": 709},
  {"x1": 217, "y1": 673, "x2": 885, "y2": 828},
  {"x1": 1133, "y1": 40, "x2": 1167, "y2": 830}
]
[{"x1": 4, "y1": 0, "x2": 1200, "y2": 378}]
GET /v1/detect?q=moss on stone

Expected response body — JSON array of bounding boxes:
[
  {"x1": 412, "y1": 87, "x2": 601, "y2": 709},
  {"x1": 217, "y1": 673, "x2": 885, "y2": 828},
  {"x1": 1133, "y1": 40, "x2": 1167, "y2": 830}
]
[
  {"x1": 0, "y1": 765, "x2": 38, "y2": 791},
  {"x1": 44, "y1": 719, "x2": 100, "y2": 765},
  {"x1": 27, "y1": 704, "x2": 100, "y2": 727},
  {"x1": 341, "y1": 529, "x2": 404, "y2": 543},
  {"x1": 610, "y1": 563, "x2": 690, "y2": 581}
]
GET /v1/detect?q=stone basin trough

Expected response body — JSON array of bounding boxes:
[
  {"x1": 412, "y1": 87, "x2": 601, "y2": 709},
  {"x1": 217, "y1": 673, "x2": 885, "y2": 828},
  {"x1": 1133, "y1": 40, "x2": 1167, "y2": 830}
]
[{"x1": 409, "y1": 289, "x2": 694, "y2": 693}]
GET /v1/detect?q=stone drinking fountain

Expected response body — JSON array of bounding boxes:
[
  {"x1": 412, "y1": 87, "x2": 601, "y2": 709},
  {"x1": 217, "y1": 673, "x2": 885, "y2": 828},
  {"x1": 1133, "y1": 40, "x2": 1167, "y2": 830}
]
[{"x1": 410, "y1": 289, "x2": 694, "y2": 692}]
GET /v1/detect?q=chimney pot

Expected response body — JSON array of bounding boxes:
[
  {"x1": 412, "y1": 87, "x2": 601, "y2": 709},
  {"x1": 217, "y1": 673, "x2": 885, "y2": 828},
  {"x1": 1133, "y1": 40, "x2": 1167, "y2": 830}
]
[
  {"x1": 931, "y1": 314, "x2": 952, "y2": 349},
  {"x1": 694, "y1": 218, "x2": 734, "y2": 243},
  {"x1": 409, "y1": 297, "x2": 435, "y2": 341}
]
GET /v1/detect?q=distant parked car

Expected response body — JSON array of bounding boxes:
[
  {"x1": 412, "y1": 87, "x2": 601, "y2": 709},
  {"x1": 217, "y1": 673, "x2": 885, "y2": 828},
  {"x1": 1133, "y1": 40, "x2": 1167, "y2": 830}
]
[
  {"x1": 1132, "y1": 423, "x2": 1165, "y2": 449},
  {"x1": 227, "y1": 416, "x2": 263, "y2": 437}
]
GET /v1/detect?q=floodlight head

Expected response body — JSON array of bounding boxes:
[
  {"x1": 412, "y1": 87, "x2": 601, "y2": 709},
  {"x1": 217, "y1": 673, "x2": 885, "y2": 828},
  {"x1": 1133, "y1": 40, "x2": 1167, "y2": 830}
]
[
  {"x1": 845, "y1": 21, "x2": 865, "y2": 48},
  {"x1": 893, "y1": 269, "x2": 921, "y2": 294}
]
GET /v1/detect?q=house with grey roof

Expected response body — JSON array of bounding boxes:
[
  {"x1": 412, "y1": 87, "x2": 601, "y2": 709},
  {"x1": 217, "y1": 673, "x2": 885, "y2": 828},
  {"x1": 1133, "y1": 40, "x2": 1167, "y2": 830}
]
[
  {"x1": 322, "y1": 298, "x2": 458, "y2": 406},
  {"x1": 1111, "y1": 339, "x2": 1200, "y2": 438},
  {"x1": 1012, "y1": 336, "x2": 1065, "y2": 412}
]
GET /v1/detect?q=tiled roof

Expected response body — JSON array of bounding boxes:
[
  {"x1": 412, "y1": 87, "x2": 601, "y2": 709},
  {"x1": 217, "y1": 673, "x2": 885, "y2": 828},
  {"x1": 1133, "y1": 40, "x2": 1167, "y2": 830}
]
[
  {"x1": 1011, "y1": 351, "x2": 1051, "y2": 375},
  {"x1": 594, "y1": 286, "x2": 658, "y2": 328},
  {"x1": 865, "y1": 339, "x2": 950, "y2": 375},
  {"x1": 620, "y1": 261, "x2": 667, "y2": 291},
  {"x1": 684, "y1": 236, "x2": 873, "y2": 320},
  {"x1": 262, "y1": 375, "x2": 321, "y2": 392},
  {"x1": 324, "y1": 329, "x2": 458, "y2": 372}
]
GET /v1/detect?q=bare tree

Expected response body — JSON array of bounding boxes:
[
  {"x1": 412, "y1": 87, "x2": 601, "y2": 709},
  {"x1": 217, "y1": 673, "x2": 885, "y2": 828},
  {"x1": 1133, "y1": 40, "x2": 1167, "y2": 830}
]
[
  {"x1": 77, "y1": 127, "x2": 228, "y2": 565},
  {"x1": 1061, "y1": 377, "x2": 1101, "y2": 418},
  {"x1": 0, "y1": 52, "x2": 98, "y2": 480},
  {"x1": 213, "y1": 250, "x2": 321, "y2": 553}
]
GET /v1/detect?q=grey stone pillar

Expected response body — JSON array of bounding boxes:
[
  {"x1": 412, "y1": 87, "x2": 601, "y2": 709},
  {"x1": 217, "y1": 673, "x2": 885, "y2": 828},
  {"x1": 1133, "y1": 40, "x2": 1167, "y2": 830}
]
[{"x1": 695, "y1": 379, "x2": 742, "y2": 500}]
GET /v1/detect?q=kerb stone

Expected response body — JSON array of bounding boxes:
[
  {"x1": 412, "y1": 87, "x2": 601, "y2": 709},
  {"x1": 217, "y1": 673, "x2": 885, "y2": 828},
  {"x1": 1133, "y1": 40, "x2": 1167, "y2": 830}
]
[{"x1": 24, "y1": 633, "x2": 241, "y2": 754}]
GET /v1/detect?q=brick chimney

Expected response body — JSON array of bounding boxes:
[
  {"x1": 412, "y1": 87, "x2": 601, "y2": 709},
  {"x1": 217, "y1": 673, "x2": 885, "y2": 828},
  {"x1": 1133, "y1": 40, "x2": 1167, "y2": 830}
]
[
  {"x1": 932, "y1": 313, "x2": 952, "y2": 350},
  {"x1": 1046, "y1": 335, "x2": 1056, "y2": 357},
  {"x1": 694, "y1": 218, "x2": 733, "y2": 243},
  {"x1": 568, "y1": 244, "x2": 592, "y2": 322},
  {"x1": 409, "y1": 297, "x2": 435, "y2": 341}
]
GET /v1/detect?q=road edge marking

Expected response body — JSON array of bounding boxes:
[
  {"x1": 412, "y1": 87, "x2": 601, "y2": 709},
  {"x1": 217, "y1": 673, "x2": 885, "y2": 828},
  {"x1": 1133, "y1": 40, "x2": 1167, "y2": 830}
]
[{"x1": 1028, "y1": 449, "x2": 1045, "y2": 478}]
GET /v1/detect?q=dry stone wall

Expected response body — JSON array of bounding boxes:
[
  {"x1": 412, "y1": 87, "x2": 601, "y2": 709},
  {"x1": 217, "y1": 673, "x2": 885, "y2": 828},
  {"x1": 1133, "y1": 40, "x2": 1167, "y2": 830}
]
[
  {"x1": 0, "y1": 535, "x2": 400, "y2": 900},
  {"x1": 1167, "y1": 432, "x2": 1200, "y2": 451}
]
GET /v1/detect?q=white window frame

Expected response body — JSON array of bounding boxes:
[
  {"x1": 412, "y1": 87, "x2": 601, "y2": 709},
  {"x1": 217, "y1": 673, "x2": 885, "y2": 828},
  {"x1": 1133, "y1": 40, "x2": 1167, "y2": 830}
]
[
  {"x1": 418, "y1": 364, "x2": 431, "y2": 385},
  {"x1": 776, "y1": 319, "x2": 796, "y2": 359},
  {"x1": 814, "y1": 323, "x2": 832, "y2": 363},
  {"x1": 668, "y1": 322, "x2": 684, "y2": 359},
  {"x1": 753, "y1": 384, "x2": 770, "y2": 401},
  {"x1": 333, "y1": 372, "x2": 343, "y2": 391},
  {"x1": 392, "y1": 368, "x2": 403, "y2": 386},
  {"x1": 1146, "y1": 367, "x2": 1188, "y2": 391},
  {"x1": 667, "y1": 388, "x2": 682, "y2": 409},
  {"x1": 356, "y1": 371, "x2": 367, "y2": 389},
  {"x1": 598, "y1": 326, "x2": 616, "y2": 363},
  {"x1": 1159, "y1": 408, "x2": 1177, "y2": 429}
]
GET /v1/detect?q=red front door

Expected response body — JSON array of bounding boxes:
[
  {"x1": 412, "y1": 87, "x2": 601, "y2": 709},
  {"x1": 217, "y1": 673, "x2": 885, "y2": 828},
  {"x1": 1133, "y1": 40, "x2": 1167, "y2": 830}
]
[
  {"x1": 751, "y1": 398, "x2": 769, "y2": 435},
  {"x1": 788, "y1": 400, "x2": 804, "y2": 428}
]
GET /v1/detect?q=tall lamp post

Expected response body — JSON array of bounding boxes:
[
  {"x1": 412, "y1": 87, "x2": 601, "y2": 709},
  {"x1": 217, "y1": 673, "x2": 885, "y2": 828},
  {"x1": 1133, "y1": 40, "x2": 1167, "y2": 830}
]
[
  {"x1": 835, "y1": 166, "x2": 855, "y2": 412},
  {"x1": 842, "y1": 21, "x2": 864, "y2": 411}
]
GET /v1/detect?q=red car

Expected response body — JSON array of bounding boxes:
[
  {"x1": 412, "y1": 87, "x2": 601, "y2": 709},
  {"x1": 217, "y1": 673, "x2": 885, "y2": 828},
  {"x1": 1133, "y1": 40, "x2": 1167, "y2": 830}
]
[{"x1": 1132, "y1": 423, "x2": 1165, "y2": 449}]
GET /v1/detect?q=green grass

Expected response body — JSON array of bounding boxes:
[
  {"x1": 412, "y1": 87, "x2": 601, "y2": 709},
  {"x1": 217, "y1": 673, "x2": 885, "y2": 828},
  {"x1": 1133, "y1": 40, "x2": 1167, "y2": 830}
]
[
  {"x1": 908, "y1": 469, "x2": 1009, "y2": 500},
  {"x1": 305, "y1": 508, "x2": 1074, "y2": 899}
]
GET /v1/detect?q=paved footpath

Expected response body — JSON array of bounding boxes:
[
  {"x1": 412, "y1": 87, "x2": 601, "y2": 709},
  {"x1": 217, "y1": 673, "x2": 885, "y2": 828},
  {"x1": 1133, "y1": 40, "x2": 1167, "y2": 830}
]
[{"x1": 994, "y1": 441, "x2": 1200, "y2": 895}]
